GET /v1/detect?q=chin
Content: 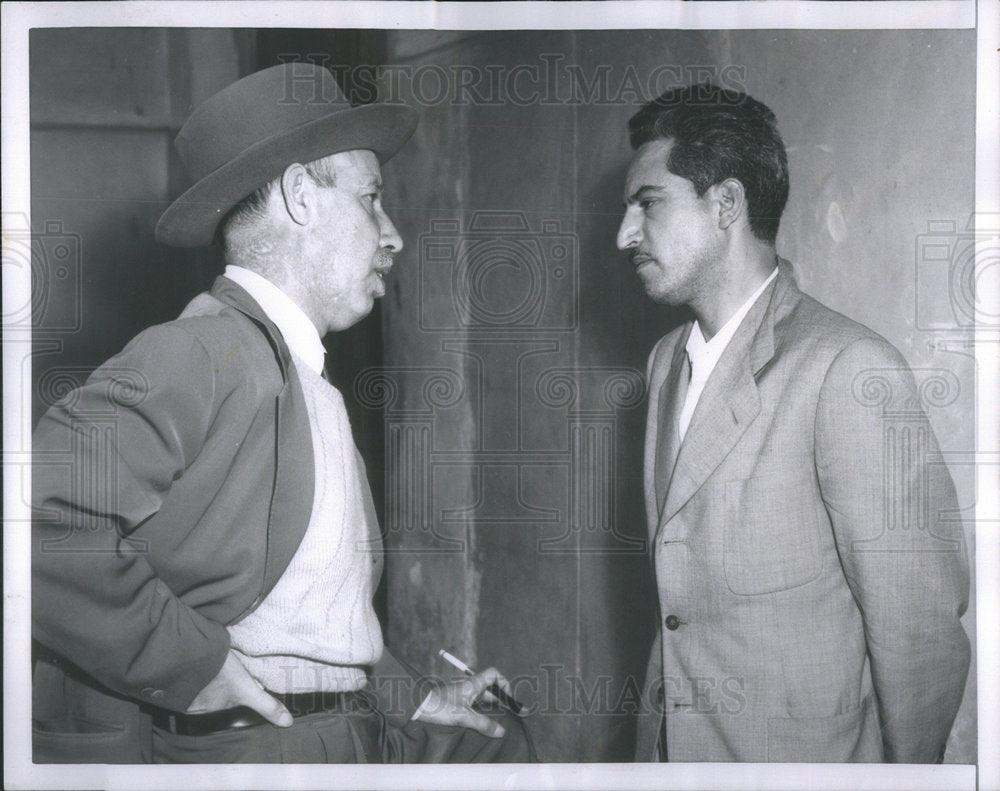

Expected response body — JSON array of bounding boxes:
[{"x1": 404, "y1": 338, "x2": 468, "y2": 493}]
[
  {"x1": 329, "y1": 307, "x2": 375, "y2": 333},
  {"x1": 642, "y1": 284, "x2": 681, "y2": 306}
]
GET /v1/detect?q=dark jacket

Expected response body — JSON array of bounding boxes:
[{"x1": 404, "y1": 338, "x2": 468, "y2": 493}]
[{"x1": 32, "y1": 277, "x2": 415, "y2": 762}]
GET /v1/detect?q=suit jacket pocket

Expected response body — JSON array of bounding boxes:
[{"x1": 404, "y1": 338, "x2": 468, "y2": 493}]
[
  {"x1": 766, "y1": 693, "x2": 883, "y2": 762},
  {"x1": 724, "y1": 475, "x2": 824, "y2": 595},
  {"x1": 33, "y1": 714, "x2": 131, "y2": 764}
]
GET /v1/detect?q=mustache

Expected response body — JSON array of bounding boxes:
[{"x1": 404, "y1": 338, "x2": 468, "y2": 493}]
[
  {"x1": 629, "y1": 250, "x2": 653, "y2": 267},
  {"x1": 375, "y1": 249, "x2": 395, "y2": 270}
]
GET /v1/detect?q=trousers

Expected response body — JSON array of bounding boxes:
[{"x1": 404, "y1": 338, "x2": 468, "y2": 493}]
[{"x1": 150, "y1": 702, "x2": 534, "y2": 763}]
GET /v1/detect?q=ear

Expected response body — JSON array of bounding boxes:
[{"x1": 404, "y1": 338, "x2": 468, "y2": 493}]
[
  {"x1": 713, "y1": 178, "x2": 746, "y2": 231},
  {"x1": 279, "y1": 163, "x2": 312, "y2": 227}
]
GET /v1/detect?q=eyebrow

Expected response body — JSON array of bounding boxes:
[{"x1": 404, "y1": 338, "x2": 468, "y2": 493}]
[{"x1": 623, "y1": 184, "x2": 665, "y2": 207}]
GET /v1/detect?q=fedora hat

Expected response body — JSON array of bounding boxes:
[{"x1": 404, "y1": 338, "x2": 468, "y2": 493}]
[{"x1": 156, "y1": 63, "x2": 418, "y2": 247}]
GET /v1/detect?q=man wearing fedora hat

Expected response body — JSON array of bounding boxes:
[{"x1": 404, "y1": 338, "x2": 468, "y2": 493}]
[{"x1": 31, "y1": 63, "x2": 532, "y2": 764}]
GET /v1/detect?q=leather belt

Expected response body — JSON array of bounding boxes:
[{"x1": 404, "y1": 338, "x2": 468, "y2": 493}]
[{"x1": 151, "y1": 689, "x2": 375, "y2": 736}]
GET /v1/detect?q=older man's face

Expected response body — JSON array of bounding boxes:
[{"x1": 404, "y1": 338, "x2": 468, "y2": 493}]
[{"x1": 302, "y1": 149, "x2": 403, "y2": 333}]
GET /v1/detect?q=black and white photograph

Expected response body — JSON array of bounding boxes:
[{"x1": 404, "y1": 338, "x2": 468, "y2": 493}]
[{"x1": 3, "y1": 2, "x2": 997, "y2": 789}]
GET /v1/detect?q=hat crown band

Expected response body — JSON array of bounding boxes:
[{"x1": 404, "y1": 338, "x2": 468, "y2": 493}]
[{"x1": 176, "y1": 64, "x2": 352, "y2": 182}]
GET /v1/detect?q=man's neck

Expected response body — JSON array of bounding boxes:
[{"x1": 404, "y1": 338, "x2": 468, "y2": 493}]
[
  {"x1": 692, "y1": 249, "x2": 778, "y2": 340},
  {"x1": 223, "y1": 264, "x2": 327, "y2": 375},
  {"x1": 226, "y1": 249, "x2": 325, "y2": 332}
]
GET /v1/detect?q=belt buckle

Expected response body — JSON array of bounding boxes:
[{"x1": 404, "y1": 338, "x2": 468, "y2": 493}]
[{"x1": 227, "y1": 711, "x2": 262, "y2": 729}]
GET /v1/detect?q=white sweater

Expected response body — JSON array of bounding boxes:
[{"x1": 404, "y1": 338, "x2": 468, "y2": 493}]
[{"x1": 227, "y1": 358, "x2": 384, "y2": 693}]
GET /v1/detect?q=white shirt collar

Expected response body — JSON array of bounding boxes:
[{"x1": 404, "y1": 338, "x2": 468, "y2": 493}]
[
  {"x1": 685, "y1": 266, "x2": 778, "y2": 376},
  {"x1": 223, "y1": 265, "x2": 326, "y2": 376},
  {"x1": 677, "y1": 266, "x2": 778, "y2": 441}
]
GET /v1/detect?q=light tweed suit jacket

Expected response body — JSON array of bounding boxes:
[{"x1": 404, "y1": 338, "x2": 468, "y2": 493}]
[{"x1": 635, "y1": 261, "x2": 970, "y2": 763}]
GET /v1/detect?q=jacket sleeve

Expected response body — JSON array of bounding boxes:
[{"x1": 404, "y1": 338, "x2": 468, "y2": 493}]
[
  {"x1": 32, "y1": 324, "x2": 231, "y2": 712},
  {"x1": 814, "y1": 336, "x2": 970, "y2": 762}
]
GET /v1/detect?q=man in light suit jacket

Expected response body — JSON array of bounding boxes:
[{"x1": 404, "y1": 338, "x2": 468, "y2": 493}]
[{"x1": 617, "y1": 83, "x2": 970, "y2": 763}]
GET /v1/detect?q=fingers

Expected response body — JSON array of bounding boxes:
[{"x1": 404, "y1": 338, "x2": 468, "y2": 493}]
[
  {"x1": 243, "y1": 683, "x2": 294, "y2": 728},
  {"x1": 462, "y1": 709, "x2": 507, "y2": 739},
  {"x1": 414, "y1": 676, "x2": 510, "y2": 737},
  {"x1": 224, "y1": 656, "x2": 293, "y2": 727},
  {"x1": 187, "y1": 651, "x2": 293, "y2": 727},
  {"x1": 493, "y1": 671, "x2": 514, "y2": 695},
  {"x1": 468, "y1": 666, "x2": 511, "y2": 700}
]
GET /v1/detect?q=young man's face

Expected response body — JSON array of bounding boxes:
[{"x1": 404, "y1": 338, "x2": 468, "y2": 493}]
[
  {"x1": 302, "y1": 149, "x2": 403, "y2": 334},
  {"x1": 617, "y1": 139, "x2": 723, "y2": 309}
]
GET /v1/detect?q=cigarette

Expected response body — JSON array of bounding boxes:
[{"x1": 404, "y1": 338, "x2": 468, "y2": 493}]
[{"x1": 438, "y1": 649, "x2": 525, "y2": 716}]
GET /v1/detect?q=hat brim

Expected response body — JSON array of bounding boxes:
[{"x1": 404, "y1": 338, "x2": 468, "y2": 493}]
[{"x1": 156, "y1": 103, "x2": 418, "y2": 247}]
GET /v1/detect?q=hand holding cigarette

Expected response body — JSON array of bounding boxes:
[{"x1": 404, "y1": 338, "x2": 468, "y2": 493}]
[
  {"x1": 410, "y1": 661, "x2": 510, "y2": 738},
  {"x1": 438, "y1": 650, "x2": 525, "y2": 716}
]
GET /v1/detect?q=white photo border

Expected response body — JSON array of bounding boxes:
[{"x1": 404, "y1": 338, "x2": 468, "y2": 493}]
[{"x1": 3, "y1": 2, "x2": 995, "y2": 790}]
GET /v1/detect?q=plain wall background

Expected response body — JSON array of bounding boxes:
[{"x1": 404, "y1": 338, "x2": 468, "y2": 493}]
[{"x1": 28, "y1": 27, "x2": 976, "y2": 763}]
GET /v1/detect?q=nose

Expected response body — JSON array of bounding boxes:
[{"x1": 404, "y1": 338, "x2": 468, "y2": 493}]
[
  {"x1": 379, "y1": 207, "x2": 404, "y2": 254},
  {"x1": 616, "y1": 208, "x2": 641, "y2": 251}
]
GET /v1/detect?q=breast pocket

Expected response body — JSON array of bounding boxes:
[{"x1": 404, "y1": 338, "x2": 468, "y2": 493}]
[{"x1": 723, "y1": 474, "x2": 825, "y2": 595}]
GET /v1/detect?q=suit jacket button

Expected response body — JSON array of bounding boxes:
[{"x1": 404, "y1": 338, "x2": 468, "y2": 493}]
[{"x1": 664, "y1": 614, "x2": 680, "y2": 631}]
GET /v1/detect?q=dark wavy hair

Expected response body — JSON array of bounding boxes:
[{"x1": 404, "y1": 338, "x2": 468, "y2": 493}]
[{"x1": 628, "y1": 83, "x2": 789, "y2": 245}]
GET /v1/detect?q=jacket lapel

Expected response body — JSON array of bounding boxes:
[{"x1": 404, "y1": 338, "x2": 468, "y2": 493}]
[
  {"x1": 654, "y1": 335, "x2": 691, "y2": 517},
  {"x1": 210, "y1": 276, "x2": 315, "y2": 611},
  {"x1": 658, "y1": 271, "x2": 784, "y2": 529},
  {"x1": 210, "y1": 276, "x2": 294, "y2": 380}
]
